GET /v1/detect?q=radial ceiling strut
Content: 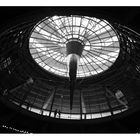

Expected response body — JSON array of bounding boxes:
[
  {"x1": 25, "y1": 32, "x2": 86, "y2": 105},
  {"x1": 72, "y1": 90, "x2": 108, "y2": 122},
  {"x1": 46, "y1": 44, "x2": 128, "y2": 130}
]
[{"x1": 29, "y1": 15, "x2": 120, "y2": 109}]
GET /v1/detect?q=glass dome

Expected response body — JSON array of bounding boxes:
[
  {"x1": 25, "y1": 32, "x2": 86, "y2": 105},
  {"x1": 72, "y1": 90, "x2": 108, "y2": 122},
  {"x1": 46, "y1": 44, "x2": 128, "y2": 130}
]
[
  {"x1": 29, "y1": 15, "x2": 120, "y2": 78},
  {"x1": 2, "y1": 11, "x2": 139, "y2": 121}
]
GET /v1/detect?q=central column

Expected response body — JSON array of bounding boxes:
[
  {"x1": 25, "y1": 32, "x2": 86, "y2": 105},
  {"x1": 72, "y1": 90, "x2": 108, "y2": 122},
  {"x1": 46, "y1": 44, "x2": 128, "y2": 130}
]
[{"x1": 66, "y1": 41, "x2": 84, "y2": 109}]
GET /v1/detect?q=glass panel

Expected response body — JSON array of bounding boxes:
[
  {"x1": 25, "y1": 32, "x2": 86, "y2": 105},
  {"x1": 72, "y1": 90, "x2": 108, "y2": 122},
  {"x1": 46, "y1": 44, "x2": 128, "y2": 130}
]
[
  {"x1": 21, "y1": 105, "x2": 27, "y2": 109},
  {"x1": 113, "y1": 110, "x2": 121, "y2": 114},
  {"x1": 70, "y1": 114, "x2": 80, "y2": 120},
  {"x1": 101, "y1": 112, "x2": 111, "y2": 117},
  {"x1": 86, "y1": 114, "x2": 92, "y2": 119},
  {"x1": 60, "y1": 113, "x2": 70, "y2": 119},
  {"x1": 43, "y1": 110, "x2": 49, "y2": 116},
  {"x1": 92, "y1": 113, "x2": 102, "y2": 119},
  {"x1": 30, "y1": 107, "x2": 40, "y2": 114}
]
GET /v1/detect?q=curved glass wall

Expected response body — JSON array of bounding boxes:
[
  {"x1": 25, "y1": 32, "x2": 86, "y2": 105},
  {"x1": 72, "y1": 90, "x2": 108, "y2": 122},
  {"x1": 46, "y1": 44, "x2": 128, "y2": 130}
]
[{"x1": 8, "y1": 80, "x2": 128, "y2": 120}]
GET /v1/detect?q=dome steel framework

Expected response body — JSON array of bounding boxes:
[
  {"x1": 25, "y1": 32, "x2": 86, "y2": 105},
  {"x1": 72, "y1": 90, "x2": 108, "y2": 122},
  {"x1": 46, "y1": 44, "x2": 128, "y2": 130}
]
[
  {"x1": 0, "y1": 14, "x2": 140, "y2": 121},
  {"x1": 29, "y1": 15, "x2": 120, "y2": 78}
]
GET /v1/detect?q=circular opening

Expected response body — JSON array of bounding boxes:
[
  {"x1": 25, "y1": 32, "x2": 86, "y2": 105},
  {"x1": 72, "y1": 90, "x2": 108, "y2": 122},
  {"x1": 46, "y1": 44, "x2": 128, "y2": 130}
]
[{"x1": 66, "y1": 41, "x2": 84, "y2": 56}]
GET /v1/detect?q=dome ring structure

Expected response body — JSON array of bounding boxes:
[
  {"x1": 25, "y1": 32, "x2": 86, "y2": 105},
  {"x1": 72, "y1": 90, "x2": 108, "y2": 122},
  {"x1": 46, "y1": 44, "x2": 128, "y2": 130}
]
[{"x1": 29, "y1": 15, "x2": 120, "y2": 78}]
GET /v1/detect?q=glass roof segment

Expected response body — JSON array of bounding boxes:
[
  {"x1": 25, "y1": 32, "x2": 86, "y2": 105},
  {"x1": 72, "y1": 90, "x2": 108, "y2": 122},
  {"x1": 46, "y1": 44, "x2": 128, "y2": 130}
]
[{"x1": 29, "y1": 15, "x2": 120, "y2": 78}]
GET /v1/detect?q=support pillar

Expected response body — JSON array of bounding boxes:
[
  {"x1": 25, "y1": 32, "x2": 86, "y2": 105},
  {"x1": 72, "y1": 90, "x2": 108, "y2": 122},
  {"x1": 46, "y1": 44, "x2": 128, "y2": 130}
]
[
  {"x1": 49, "y1": 87, "x2": 56, "y2": 117},
  {"x1": 80, "y1": 90, "x2": 82, "y2": 119},
  {"x1": 104, "y1": 87, "x2": 114, "y2": 116},
  {"x1": 66, "y1": 40, "x2": 84, "y2": 110},
  {"x1": 43, "y1": 92, "x2": 54, "y2": 110}
]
